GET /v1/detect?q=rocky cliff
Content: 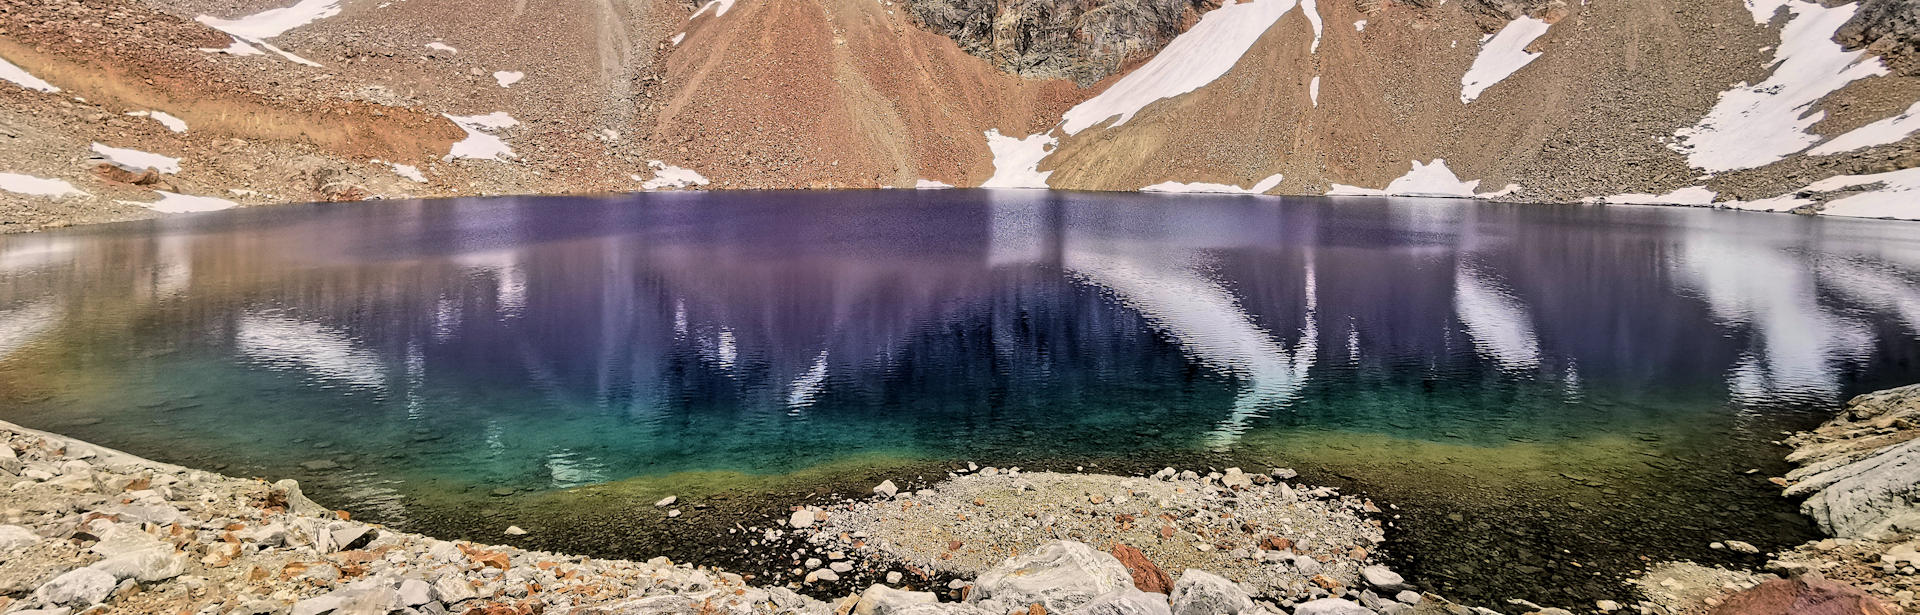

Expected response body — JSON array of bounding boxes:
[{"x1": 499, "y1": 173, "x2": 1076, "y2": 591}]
[{"x1": 2, "y1": 0, "x2": 1919, "y2": 229}]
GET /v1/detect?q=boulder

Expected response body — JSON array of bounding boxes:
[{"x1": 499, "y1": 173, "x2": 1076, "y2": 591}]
[
  {"x1": 89, "y1": 548, "x2": 188, "y2": 583},
  {"x1": 1220, "y1": 468, "x2": 1253, "y2": 489},
  {"x1": 972, "y1": 541, "x2": 1136, "y2": 613},
  {"x1": 0, "y1": 524, "x2": 40, "y2": 550},
  {"x1": 790, "y1": 509, "x2": 816, "y2": 528},
  {"x1": 1785, "y1": 384, "x2": 1920, "y2": 539},
  {"x1": 1707, "y1": 577, "x2": 1896, "y2": 615},
  {"x1": 1068, "y1": 590, "x2": 1173, "y2": 615},
  {"x1": 1168, "y1": 570, "x2": 1253, "y2": 615},
  {"x1": 1294, "y1": 599, "x2": 1378, "y2": 615},
  {"x1": 272, "y1": 479, "x2": 332, "y2": 517},
  {"x1": 1361, "y1": 566, "x2": 1411, "y2": 592},
  {"x1": 36, "y1": 568, "x2": 116, "y2": 606},
  {"x1": 855, "y1": 585, "x2": 939, "y2": 615},
  {"x1": 398, "y1": 579, "x2": 434, "y2": 606},
  {"x1": 433, "y1": 574, "x2": 479, "y2": 604},
  {"x1": 575, "y1": 595, "x2": 702, "y2": 614},
  {"x1": 1109, "y1": 544, "x2": 1173, "y2": 595},
  {"x1": 875, "y1": 480, "x2": 900, "y2": 498}
]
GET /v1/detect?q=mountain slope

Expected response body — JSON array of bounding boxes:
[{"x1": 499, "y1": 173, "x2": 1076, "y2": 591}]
[{"x1": 1, "y1": 0, "x2": 1918, "y2": 229}]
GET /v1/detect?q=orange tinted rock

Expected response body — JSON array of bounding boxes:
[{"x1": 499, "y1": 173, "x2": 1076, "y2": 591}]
[
  {"x1": 1109, "y1": 543, "x2": 1173, "y2": 595},
  {"x1": 1708, "y1": 577, "x2": 1896, "y2": 615}
]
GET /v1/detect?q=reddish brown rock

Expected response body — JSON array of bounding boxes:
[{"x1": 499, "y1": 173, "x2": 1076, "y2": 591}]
[
  {"x1": 1109, "y1": 543, "x2": 1173, "y2": 595},
  {"x1": 1707, "y1": 577, "x2": 1896, "y2": 615}
]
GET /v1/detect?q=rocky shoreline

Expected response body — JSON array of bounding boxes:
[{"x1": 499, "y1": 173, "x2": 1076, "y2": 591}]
[{"x1": 1, "y1": 381, "x2": 1918, "y2": 615}]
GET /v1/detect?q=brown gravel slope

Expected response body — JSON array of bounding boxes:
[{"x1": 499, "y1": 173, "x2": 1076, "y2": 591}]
[{"x1": 646, "y1": 0, "x2": 1083, "y2": 189}]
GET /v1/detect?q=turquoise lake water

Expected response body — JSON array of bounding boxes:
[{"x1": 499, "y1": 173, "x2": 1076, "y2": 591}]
[{"x1": 1, "y1": 190, "x2": 1916, "y2": 604}]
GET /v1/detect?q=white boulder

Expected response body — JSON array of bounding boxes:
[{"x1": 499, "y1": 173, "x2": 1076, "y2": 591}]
[
  {"x1": 1169, "y1": 570, "x2": 1252, "y2": 615},
  {"x1": 971, "y1": 541, "x2": 1136, "y2": 613}
]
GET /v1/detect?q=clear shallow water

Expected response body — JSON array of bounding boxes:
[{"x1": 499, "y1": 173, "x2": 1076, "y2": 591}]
[{"x1": 2, "y1": 190, "x2": 1918, "y2": 603}]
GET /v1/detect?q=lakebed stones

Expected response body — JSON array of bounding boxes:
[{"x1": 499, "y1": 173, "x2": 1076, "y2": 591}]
[{"x1": 801, "y1": 470, "x2": 1382, "y2": 598}]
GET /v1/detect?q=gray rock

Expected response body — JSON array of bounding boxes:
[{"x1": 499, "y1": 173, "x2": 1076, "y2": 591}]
[
  {"x1": 291, "y1": 595, "x2": 343, "y2": 615},
  {"x1": 1724, "y1": 540, "x2": 1760, "y2": 554},
  {"x1": 1786, "y1": 385, "x2": 1920, "y2": 539},
  {"x1": 14, "y1": 609, "x2": 74, "y2": 615},
  {"x1": 575, "y1": 595, "x2": 701, "y2": 614},
  {"x1": 273, "y1": 479, "x2": 331, "y2": 517},
  {"x1": 1067, "y1": 590, "x2": 1173, "y2": 615},
  {"x1": 0, "y1": 524, "x2": 40, "y2": 550},
  {"x1": 854, "y1": 585, "x2": 939, "y2": 615},
  {"x1": 831, "y1": 561, "x2": 855, "y2": 573},
  {"x1": 398, "y1": 579, "x2": 434, "y2": 607},
  {"x1": 1360, "y1": 566, "x2": 1411, "y2": 592},
  {"x1": 1395, "y1": 592, "x2": 1423, "y2": 605},
  {"x1": 432, "y1": 574, "x2": 478, "y2": 604},
  {"x1": 1169, "y1": 570, "x2": 1252, "y2": 615},
  {"x1": 789, "y1": 509, "x2": 815, "y2": 528},
  {"x1": 1220, "y1": 468, "x2": 1252, "y2": 490},
  {"x1": 90, "y1": 548, "x2": 188, "y2": 582},
  {"x1": 655, "y1": 495, "x2": 677, "y2": 507},
  {"x1": 875, "y1": 480, "x2": 899, "y2": 498},
  {"x1": 36, "y1": 567, "x2": 117, "y2": 606},
  {"x1": 1293, "y1": 598, "x2": 1377, "y2": 615},
  {"x1": 971, "y1": 541, "x2": 1136, "y2": 613}
]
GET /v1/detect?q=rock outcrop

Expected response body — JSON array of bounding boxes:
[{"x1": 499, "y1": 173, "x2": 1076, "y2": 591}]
[
  {"x1": 1837, "y1": 0, "x2": 1920, "y2": 75},
  {"x1": 901, "y1": 0, "x2": 1214, "y2": 84},
  {"x1": 1784, "y1": 384, "x2": 1920, "y2": 540}
]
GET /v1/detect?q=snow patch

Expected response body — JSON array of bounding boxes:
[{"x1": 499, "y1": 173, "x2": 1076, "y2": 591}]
[
  {"x1": 425, "y1": 42, "x2": 458, "y2": 54},
  {"x1": 914, "y1": 179, "x2": 955, "y2": 189},
  {"x1": 1809, "y1": 100, "x2": 1920, "y2": 156},
  {"x1": 91, "y1": 143, "x2": 181, "y2": 174},
  {"x1": 671, "y1": 32, "x2": 686, "y2": 45},
  {"x1": 981, "y1": 129, "x2": 1056, "y2": 189},
  {"x1": 1326, "y1": 160, "x2": 1516, "y2": 198},
  {"x1": 641, "y1": 161, "x2": 710, "y2": 190},
  {"x1": 196, "y1": 0, "x2": 339, "y2": 39},
  {"x1": 0, "y1": 173, "x2": 85, "y2": 198},
  {"x1": 1460, "y1": 17, "x2": 1550, "y2": 103},
  {"x1": 1354, "y1": 19, "x2": 1366, "y2": 31},
  {"x1": 689, "y1": 0, "x2": 736, "y2": 19},
  {"x1": 126, "y1": 111, "x2": 188, "y2": 133},
  {"x1": 493, "y1": 71, "x2": 524, "y2": 88},
  {"x1": 1734, "y1": 167, "x2": 1920, "y2": 220},
  {"x1": 443, "y1": 112, "x2": 518, "y2": 161},
  {"x1": 121, "y1": 191, "x2": 239, "y2": 213},
  {"x1": 391, "y1": 163, "x2": 426, "y2": 182},
  {"x1": 0, "y1": 56, "x2": 59, "y2": 93},
  {"x1": 1580, "y1": 186, "x2": 1717, "y2": 206},
  {"x1": 1302, "y1": 0, "x2": 1323, "y2": 53},
  {"x1": 1058, "y1": 0, "x2": 1300, "y2": 135},
  {"x1": 1141, "y1": 173, "x2": 1283, "y2": 194},
  {"x1": 1309, "y1": 76, "x2": 1319, "y2": 107},
  {"x1": 1672, "y1": 1, "x2": 1886, "y2": 172},
  {"x1": 195, "y1": 0, "x2": 339, "y2": 67}
]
